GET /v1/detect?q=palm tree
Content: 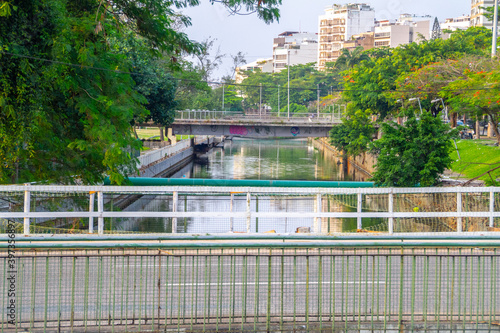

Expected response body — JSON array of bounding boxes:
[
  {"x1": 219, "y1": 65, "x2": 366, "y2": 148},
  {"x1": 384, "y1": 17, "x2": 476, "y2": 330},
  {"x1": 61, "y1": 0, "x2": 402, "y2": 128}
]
[{"x1": 334, "y1": 46, "x2": 369, "y2": 70}]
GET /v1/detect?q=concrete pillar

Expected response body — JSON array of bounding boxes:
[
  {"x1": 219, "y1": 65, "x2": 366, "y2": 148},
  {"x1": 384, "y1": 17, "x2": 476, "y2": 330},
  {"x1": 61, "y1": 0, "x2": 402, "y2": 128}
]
[{"x1": 167, "y1": 128, "x2": 177, "y2": 145}]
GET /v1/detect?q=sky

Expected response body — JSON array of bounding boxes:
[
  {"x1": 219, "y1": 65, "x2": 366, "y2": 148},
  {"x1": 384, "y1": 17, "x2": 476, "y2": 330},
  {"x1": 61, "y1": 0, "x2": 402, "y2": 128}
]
[{"x1": 182, "y1": 1, "x2": 472, "y2": 80}]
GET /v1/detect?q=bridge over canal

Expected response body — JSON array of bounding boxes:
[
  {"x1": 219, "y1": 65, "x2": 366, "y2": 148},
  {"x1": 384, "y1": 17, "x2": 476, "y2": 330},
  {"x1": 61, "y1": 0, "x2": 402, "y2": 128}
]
[{"x1": 171, "y1": 110, "x2": 343, "y2": 138}]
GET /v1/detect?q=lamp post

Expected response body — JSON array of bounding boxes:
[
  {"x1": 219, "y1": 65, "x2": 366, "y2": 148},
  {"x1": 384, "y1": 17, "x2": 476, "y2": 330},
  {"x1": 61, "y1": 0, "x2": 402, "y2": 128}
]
[
  {"x1": 431, "y1": 98, "x2": 448, "y2": 121},
  {"x1": 317, "y1": 83, "x2": 320, "y2": 118},
  {"x1": 259, "y1": 83, "x2": 262, "y2": 118},
  {"x1": 277, "y1": 85, "x2": 280, "y2": 118},
  {"x1": 222, "y1": 84, "x2": 225, "y2": 111},
  {"x1": 493, "y1": 0, "x2": 498, "y2": 57},
  {"x1": 287, "y1": 49, "x2": 290, "y2": 120},
  {"x1": 409, "y1": 97, "x2": 422, "y2": 115}
]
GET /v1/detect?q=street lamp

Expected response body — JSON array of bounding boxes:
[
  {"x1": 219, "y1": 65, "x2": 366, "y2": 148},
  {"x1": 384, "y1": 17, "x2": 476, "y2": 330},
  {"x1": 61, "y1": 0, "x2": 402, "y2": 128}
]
[
  {"x1": 317, "y1": 83, "x2": 320, "y2": 118},
  {"x1": 492, "y1": 0, "x2": 498, "y2": 57},
  {"x1": 431, "y1": 98, "x2": 448, "y2": 121},
  {"x1": 287, "y1": 49, "x2": 290, "y2": 120},
  {"x1": 409, "y1": 97, "x2": 422, "y2": 115}
]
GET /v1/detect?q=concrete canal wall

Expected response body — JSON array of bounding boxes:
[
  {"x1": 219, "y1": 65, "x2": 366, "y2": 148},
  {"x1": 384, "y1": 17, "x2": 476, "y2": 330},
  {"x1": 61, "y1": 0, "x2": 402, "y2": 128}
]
[{"x1": 137, "y1": 136, "x2": 225, "y2": 178}]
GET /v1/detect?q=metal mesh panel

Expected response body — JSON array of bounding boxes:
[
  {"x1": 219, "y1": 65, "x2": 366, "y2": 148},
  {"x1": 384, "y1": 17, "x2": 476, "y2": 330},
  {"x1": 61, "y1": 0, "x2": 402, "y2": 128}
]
[
  {"x1": 1, "y1": 188, "x2": 499, "y2": 235},
  {"x1": 1, "y1": 247, "x2": 498, "y2": 332}
]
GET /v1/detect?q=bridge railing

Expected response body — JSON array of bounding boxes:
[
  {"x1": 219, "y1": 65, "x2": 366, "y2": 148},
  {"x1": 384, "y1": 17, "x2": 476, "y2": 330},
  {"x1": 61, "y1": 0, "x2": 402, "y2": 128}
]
[
  {"x1": 175, "y1": 109, "x2": 344, "y2": 122},
  {"x1": 0, "y1": 185, "x2": 499, "y2": 235},
  {"x1": 0, "y1": 240, "x2": 499, "y2": 332}
]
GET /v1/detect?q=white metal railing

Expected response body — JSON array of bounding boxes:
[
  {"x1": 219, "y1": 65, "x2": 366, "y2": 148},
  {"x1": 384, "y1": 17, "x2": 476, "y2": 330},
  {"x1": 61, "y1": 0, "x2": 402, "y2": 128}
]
[
  {"x1": 137, "y1": 140, "x2": 192, "y2": 167},
  {"x1": 0, "y1": 185, "x2": 499, "y2": 235},
  {"x1": 175, "y1": 108, "x2": 345, "y2": 123}
]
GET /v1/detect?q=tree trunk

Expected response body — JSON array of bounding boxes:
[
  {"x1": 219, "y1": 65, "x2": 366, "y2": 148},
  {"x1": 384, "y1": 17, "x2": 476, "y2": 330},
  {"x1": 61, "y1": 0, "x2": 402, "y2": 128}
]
[
  {"x1": 488, "y1": 114, "x2": 500, "y2": 145},
  {"x1": 133, "y1": 126, "x2": 139, "y2": 139},
  {"x1": 451, "y1": 113, "x2": 457, "y2": 128},
  {"x1": 159, "y1": 126, "x2": 164, "y2": 141},
  {"x1": 475, "y1": 119, "x2": 480, "y2": 140}
]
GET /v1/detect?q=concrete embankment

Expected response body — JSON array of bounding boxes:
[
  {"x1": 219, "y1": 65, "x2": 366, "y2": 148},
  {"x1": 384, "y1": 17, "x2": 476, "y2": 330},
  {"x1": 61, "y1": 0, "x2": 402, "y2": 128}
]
[
  {"x1": 312, "y1": 138, "x2": 375, "y2": 179},
  {"x1": 137, "y1": 136, "x2": 224, "y2": 178}
]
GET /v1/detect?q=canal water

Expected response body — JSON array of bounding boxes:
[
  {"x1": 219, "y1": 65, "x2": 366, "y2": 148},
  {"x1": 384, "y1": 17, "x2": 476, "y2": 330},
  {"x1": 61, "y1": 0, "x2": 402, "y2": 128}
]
[{"x1": 118, "y1": 138, "x2": 374, "y2": 233}]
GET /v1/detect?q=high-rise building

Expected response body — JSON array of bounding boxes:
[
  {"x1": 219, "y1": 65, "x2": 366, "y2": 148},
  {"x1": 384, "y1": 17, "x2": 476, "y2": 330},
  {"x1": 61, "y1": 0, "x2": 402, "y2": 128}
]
[
  {"x1": 272, "y1": 31, "x2": 318, "y2": 73},
  {"x1": 317, "y1": 3, "x2": 375, "y2": 71},
  {"x1": 471, "y1": 0, "x2": 496, "y2": 29}
]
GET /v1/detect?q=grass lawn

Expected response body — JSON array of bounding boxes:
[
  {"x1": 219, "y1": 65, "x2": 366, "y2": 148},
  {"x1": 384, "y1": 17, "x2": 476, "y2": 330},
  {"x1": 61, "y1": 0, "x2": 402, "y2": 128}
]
[
  {"x1": 449, "y1": 139, "x2": 500, "y2": 184},
  {"x1": 136, "y1": 127, "x2": 161, "y2": 140}
]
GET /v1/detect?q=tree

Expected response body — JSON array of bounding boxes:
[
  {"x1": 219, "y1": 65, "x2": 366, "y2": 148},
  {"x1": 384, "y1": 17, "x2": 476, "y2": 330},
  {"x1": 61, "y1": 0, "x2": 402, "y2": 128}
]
[
  {"x1": 0, "y1": 0, "x2": 281, "y2": 184},
  {"x1": 369, "y1": 110, "x2": 458, "y2": 187},
  {"x1": 334, "y1": 46, "x2": 369, "y2": 70},
  {"x1": 442, "y1": 61, "x2": 500, "y2": 144},
  {"x1": 342, "y1": 27, "x2": 492, "y2": 121},
  {"x1": 329, "y1": 107, "x2": 376, "y2": 157},
  {"x1": 229, "y1": 51, "x2": 246, "y2": 79},
  {"x1": 193, "y1": 37, "x2": 225, "y2": 81}
]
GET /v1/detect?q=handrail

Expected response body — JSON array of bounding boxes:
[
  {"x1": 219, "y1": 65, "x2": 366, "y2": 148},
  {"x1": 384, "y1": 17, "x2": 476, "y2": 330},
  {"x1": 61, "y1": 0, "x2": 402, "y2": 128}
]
[{"x1": 2, "y1": 241, "x2": 500, "y2": 249}]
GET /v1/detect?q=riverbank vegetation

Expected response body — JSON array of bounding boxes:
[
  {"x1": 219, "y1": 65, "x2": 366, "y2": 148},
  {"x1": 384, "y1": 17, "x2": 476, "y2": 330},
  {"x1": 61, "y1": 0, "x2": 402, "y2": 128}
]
[{"x1": 329, "y1": 27, "x2": 498, "y2": 186}]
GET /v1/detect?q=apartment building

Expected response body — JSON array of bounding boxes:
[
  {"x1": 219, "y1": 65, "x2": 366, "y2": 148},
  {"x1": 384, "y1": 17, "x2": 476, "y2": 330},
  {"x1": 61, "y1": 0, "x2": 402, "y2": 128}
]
[
  {"x1": 471, "y1": 0, "x2": 496, "y2": 29},
  {"x1": 441, "y1": 15, "x2": 472, "y2": 31},
  {"x1": 373, "y1": 15, "x2": 430, "y2": 48},
  {"x1": 440, "y1": 15, "x2": 471, "y2": 39},
  {"x1": 273, "y1": 31, "x2": 318, "y2": 73},
  {"x1": 317, "y1": 3, "x2": 375, "y2": 71},
  {"x1": 343, "y1": 32, "x2": 375, "y2": 51}
]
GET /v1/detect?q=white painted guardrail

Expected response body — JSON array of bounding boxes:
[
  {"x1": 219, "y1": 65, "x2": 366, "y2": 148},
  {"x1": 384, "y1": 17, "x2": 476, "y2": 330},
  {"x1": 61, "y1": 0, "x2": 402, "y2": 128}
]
[
  {"x1": 0, "y1": 185, "x2": 499, "y2": 236},
  {"x1": 176, "y1": 108, "x2": 345, "y2": 123}
]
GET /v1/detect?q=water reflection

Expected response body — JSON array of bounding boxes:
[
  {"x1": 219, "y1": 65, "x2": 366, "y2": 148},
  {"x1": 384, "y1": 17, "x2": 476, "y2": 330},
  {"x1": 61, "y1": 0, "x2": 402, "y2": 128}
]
[{"x1": 119, "y1": 138, "x2": 374, "y2": 233}]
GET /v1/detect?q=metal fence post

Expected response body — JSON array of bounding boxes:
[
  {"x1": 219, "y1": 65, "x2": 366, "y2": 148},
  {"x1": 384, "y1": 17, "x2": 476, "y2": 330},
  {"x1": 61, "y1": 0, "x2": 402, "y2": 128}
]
[
  {"x1": 89, "y1": 192, "x2": 95, "y2": 233},
  {"x1": 357, "y1": 193, "x2": 362, "y2": 230},
  {"x1": 457, "y1": 192, "x2": 462, "y2": 232},
  {"x1": 24, "y1": 184, "x2": 30, "y2": 235},
  {"x1": 230, "y1": 193, "x2": 235, "y2": 233},
  {"x1": 314, "y1": 194, "x2": 322, "y2": 233},
  {"x1": 389, "y1": 192, "x2": 394, "y2": 235},
  {"x1": 172, "y1": 191, "x2": 178, "y2": 233},
  {"x1": 246, "y1": 192, "x2": 251, "y2": 233},
  {"x1": 97, "y1": 191, "x2": 104, "y2": 235},
  {"x1": 490, "y1": 190, "x2": 495, "y2": 228}
]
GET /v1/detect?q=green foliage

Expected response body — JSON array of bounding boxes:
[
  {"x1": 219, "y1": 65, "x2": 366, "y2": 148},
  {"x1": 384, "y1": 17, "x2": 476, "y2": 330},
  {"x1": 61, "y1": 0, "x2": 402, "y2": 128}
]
[
  {"x1": 342, "y1": 27, "x2": 492, "y2": 120},
  {"x1": 280, "y1": 103, "x2": 307, "y2": 115},
  {"x1": 241, "y1": 63, "x2": 340, "y2": 112},
  {"x1": 329, "y1": 107, "x2": 376, "y2": 157},
  {"x1": 0, "y1": 0, "x2": 281, "y2": 184},
  {"x1": 441, "y1": 59, "x2": 500, "y2": 144},
  {"x1": 123, "y1": 36, "x2": 179, "y2": 126},
  {"x1": 333, "y1": 47, "x2": 369, "y2": 71},
  {"x1": 370, "y1": 111, "x2": 458, "y2": 187}
]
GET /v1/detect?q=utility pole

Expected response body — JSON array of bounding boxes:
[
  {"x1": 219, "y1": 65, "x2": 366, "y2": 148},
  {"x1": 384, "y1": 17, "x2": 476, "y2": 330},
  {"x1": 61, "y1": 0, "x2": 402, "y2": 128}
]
[
  {"x1": 278, "y1": 85, "x2": 280, "y2": 117},
  {"x1": 287, "y1": 49, "x2": 290, "y2": 120},
  {"x1": 222, "y1": 84, "x2": 225, "y2": 111},
  {"x1": 259, "y1": 83, "x2": 262, "y2": 118},
  {"x1": 493, "y1": 0, "x2": 499, "y2": 57},
  {"x1": 317, "y1": 84, "x2": 320, "y2": 117}
]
